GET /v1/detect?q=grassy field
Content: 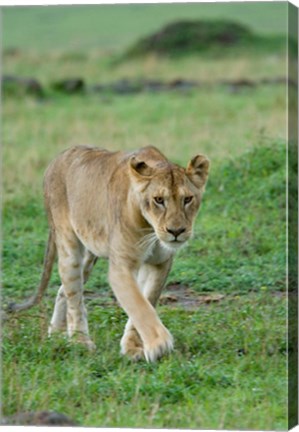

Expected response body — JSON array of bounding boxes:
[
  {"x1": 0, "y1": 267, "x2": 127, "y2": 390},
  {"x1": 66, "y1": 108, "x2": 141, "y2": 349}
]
[
  {"x1": 3, "y1": 3, "x2": 288, "y2": 53},
  {"x1": 2, "y1": 4, "x2": 288, "y2": 430}
]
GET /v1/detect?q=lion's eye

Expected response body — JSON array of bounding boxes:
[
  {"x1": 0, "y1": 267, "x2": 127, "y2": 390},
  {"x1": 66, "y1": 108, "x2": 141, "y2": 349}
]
[
  {"x1": 154, "y1": 197, "x2": 164, "y2": 206},
  {"x1": 184, "y1": 196, "x2": 193, "y2": 205}
]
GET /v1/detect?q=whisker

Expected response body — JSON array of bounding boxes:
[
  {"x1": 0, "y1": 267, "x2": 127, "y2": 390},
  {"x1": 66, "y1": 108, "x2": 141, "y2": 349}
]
[
  {"x1": 137, "y1": 232, "x2": 158, "y2": 251},
  {"x1": 137, "y1": 232, "x2": 153, "y2": 243}
]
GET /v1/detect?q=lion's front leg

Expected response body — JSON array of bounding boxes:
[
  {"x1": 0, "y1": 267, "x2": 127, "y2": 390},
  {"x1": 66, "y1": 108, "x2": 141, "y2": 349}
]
[
  {"x1": 109, "y1": 261, "x2": 173, "y2": 362},
  {"x1": 113, "y1": 259, "x2": 173, "y2": 361}
]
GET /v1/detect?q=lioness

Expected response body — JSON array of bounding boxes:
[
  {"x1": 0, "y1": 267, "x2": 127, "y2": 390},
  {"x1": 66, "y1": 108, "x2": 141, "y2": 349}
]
[{"x1": 9, "y1": 146, "x2": 209, "y2": 362}]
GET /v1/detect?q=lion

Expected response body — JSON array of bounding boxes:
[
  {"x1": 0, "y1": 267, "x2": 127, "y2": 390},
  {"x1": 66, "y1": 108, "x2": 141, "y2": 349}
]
[{"x1": 8, "y1": 145, "x2": 209, "y2": 362}]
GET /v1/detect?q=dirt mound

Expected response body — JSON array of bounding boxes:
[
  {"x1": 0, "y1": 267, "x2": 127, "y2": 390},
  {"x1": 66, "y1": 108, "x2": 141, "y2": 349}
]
[{"x1": 127, "y1": 20, "x2": 253, "y2": 56}]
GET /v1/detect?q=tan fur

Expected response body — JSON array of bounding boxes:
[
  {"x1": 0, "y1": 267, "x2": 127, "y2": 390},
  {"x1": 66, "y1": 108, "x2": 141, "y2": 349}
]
[{"x1": 10, "y1": 145, "x2": 209, "y2": 362}]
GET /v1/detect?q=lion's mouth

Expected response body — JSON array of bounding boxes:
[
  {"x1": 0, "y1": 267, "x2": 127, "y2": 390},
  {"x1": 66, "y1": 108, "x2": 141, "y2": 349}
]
[
  {"x1": 171, "y1": 238, "x2": 185, "y2": 244},
  {"x1": 160, "y1": 239, "x2": 187, "y2": 252},
  {"x1": 154, "y1": 228, "x2": 191, "y2": 252}
]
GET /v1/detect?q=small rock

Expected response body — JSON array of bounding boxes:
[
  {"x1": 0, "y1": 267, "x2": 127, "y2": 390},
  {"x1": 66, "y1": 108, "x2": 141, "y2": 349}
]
[
  {"x1": 2, "y1": 75, "x2": 44, "y2": 97},
  {"x1": 141, "y1": 79, "x2": 168, "y2": 93},
  {"x1": 2, "y1": 411, "x2": 78, "y2": 426},
  {"x1": 168, "y1": 78, "x2": 199, "y2": 91},
  {"x1": 110, "y1": 79, "x2": 142, "y2": 95},
  {"x1": 52, "y1": 78, "x2": 85, "y2": 94}
]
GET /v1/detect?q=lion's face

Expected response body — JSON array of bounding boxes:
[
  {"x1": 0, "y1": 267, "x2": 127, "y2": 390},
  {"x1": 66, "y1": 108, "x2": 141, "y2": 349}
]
[{"x1": 130, "y1": 154, "x2": 210, "y2": 251}]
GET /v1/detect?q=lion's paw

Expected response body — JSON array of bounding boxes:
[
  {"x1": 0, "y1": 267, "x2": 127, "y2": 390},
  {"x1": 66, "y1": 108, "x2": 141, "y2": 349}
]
[
  {"x1": 120, "y1": 328, "x2": 144, "y2": 361},
  {"x1": 48, "y1": 323, "x2": 67, "y2": 336},
  {"x1": 70, "y1": 332, "x2": 97, "y2": 352},
  {"x1": 143, "y1": 326, "x2": 174, "y2": 362}
]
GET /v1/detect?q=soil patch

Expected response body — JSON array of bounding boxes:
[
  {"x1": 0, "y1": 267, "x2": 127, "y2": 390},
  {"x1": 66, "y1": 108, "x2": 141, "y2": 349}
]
[{"x1": 160, "y1": 283, "x2": 225, "y2": 310}]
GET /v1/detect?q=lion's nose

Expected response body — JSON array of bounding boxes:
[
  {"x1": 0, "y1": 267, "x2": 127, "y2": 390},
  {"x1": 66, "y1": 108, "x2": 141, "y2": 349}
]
[{"x1": 166, "y1": 227, "x2": 186, "y2": 239}]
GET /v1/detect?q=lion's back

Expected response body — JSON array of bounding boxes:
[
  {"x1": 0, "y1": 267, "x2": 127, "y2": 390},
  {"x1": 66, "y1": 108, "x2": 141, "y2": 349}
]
[{"x1": 43, "y1": 145, "x2": 129, "y2": 234}]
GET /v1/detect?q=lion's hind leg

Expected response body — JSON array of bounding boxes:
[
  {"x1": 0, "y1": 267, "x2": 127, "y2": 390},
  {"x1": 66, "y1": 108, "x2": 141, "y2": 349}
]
[
  {"x1": 49, "y1": 230, "x2": 96, "y2": 351},
  {"x1": 49, "y1": 249, "x2": 97, "y2": 341},
  {"x1": 48, "y1": 285, "x2": 67, "y2": 335}
]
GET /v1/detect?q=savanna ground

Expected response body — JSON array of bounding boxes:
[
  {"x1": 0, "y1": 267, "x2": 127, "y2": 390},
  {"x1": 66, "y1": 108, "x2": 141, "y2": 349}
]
[{"x1": 2, "y1": 3, "x2": 289, "y2": 429}]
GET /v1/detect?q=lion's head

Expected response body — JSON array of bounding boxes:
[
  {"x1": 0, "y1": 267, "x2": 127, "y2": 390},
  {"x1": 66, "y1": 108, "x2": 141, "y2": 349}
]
[{"x1": 129, "y1": 147, "x2": 210, "y2": 252}]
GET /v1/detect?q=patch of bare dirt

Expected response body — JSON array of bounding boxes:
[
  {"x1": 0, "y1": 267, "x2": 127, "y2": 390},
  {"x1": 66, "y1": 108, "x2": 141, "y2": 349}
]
[{"x1": 160, "y1": 283, "x2": 225, "y2": 310}]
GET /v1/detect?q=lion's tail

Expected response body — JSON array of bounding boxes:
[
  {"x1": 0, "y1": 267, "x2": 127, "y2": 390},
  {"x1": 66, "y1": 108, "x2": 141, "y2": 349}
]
[{"x1": 6, "y1": 229, "x2": 56, "y2": 313}]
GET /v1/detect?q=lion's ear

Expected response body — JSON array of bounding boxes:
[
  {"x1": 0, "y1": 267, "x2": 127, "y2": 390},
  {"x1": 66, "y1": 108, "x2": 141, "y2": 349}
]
[
  {"x1": 130, "y1": 156, "x2": 153, "y2": 178},
  {"x1": 186, "y1": 154, "x2": 210, "y2": 189}
]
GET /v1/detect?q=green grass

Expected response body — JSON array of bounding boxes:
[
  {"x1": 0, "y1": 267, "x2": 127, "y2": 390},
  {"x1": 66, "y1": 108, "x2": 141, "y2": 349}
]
[
  {"x1": 2, "y1": 4, "x2": 289, "y2": 429},
  {"x1": 3, "y1": 293, "x2": 286, "y2": 429},
  {"x1": 3, "y1": 4, "x2": 287, "y2": 91},
  {"x1": 3, "y1": 3, "x2": 288, "y2": 53},
  {"x1": 2, "y1": 85, "x2": 286, "y2": 203},
  {"x1": 3, "y1": 48, "x2": 287, "y2": 88},
  {"x1": 3, "y1": 4, "x2": 288, "y2": 86}
]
